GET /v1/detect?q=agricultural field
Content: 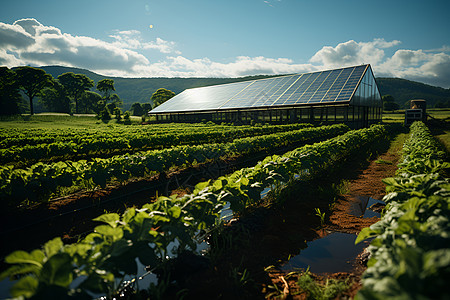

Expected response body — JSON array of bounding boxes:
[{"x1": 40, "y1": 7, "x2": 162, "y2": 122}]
[{"x1": 0, "y1": 115, "x2": 448, "y2": 299}]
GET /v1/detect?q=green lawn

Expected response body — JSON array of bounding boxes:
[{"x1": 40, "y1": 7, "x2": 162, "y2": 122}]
[
  {"x1": 383, "y1": 108, "x2": 450, "y2": 123},
  {"x1": 0, "y1": 113, "x2": 143, "y2": 129}
]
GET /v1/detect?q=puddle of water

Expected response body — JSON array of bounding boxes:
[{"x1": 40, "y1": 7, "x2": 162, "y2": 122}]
[
  {"x1": 350, "y1": 196, "x2": 384, "y2": 218},
  {"x1": 0, "y1": 278, "x2": 13, "y2": 299},
  {"x1": 363, "y1": 198, "x2": 385, "y2": 218},
  {"x1": 281, "y1": 232, "x2": 371, "y2": 274}
]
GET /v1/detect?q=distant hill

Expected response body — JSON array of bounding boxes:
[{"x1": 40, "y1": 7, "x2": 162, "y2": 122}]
[
  {"x1": 40, "y1": 66, "x2": 450, "y2": 110},
  {"x1": 376, "y1": 77, "x2": 450, "y2": 108}
]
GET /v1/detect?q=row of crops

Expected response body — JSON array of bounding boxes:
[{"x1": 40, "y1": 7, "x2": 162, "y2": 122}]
[
  {"x1": 0, "y1": 124, "x2": 390, "y2": 299},
  {"x1": 0, "y1": 123, "x2": 312, "y2": 166},
  {"x1": 0, "y1": 124, "x2": 349, "y2": 207},
  {"x1": 356, "y1": 121, "x2": 449, "y2": 299}
]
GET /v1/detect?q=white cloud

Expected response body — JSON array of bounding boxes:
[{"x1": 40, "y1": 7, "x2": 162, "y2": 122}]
[
  {"x1": 377, "y1": 49, "x2": 450, "y2": 87},
  {"x1": 310, "y1": 38, "x2": 401, "y2": 68},
  {"x1": 1, "y1": 19, "x2": 449, "y2": 88},
  {"x1": 0, "y1": 18, "x2": 178, "y2": 72},
  {"x1": 109, "y1": 30, "x2": 180, "y2": 54},
  {"x1": 129, "y1": 56, "x2": 317, "y2": 78}
]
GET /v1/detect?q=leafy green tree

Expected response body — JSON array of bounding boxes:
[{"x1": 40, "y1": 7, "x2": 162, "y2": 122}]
[
  {"x1": 142, "y1": 103, "x2": 152, "y2": 114},
  {"x1": 382, "y1": 94, "x2": 399, "y2": 112},
  {"x1": 113, "y1": 107, "x2": 122, "y2": 121},
  {"x1": 39, "y1": 81, "x2": 71, "y2": 113},
  {"x1": 15, "y1": 66, "x2": 54, "y2": 115},
  {"x1": 105, "y1": 94, "x2": 123, "y2": 113},
  {"x1": 0, "y1": 67, "x2": 23, "y2": 115},
  {"x1": 131, "y1": 102, "x2": 144, "y2": 116},
  {"x1": 81, "y1": 91, "x2": 102, "y2": 114},
  {"x1": 96, "y1": 79, "x2": 115, "y2": 100},
  {"x1": 151, "y1": 88, "x2": 175, "y2": 109},
  {"x1": 58, "y1": 72, "x2": 94, "y2": 114}
]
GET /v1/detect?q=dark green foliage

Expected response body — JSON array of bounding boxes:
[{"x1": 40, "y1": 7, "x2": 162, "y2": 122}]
[
  {"x1": 131, "y1": 102, "x2": 144, "y2": 116},
  {"x1": 377, "y1": 78, "x2": 450, "y2": 108},
  {"x1": 80, "y1": 90, "x2": 102, "y2": 114},
  {"x1": 123, "y1": 111, "x2": 131, "y2": 125},
  {"x1": 1, "y1": 125, "x2": 386, "y2": 298},
  {"x1": 382, "y1": 94, "x2": 400, "y2": 111},
  {"x1": 15, "y1": 66, "x2": 54, "y2": 115},
  {"x1": 356, "y1": 121, "x2": 450, "y2": 299},
  {"x1": 99, "y1": 108, "x2": 111, "y2": 122},
  {"x1": 96, "y1": 79, "x2": 115, "y2": 100},
  {"x1": 151, "y1": 88, "x2": 175, "y2": 109},
  {"x1": 57, "y1": 72, "x2": 94, "y2": 114},
  {"x1": 38, "y1": 81, "x2": 71, "y2": 113},
  {"x1": 0, "y1": 123, "x2": 344, "y2": 206},
  {"x1": 0, "y1": 67, "x2": 23, "y2": 115}
]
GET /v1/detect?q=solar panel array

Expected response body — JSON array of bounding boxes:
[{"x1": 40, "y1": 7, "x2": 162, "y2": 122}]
[{"x1": 150, "y1": 64, "x2": 369, "y2": 114}]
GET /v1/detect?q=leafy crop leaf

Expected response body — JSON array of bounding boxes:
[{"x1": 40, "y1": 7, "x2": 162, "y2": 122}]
[
  {"x1": 40, "y1": 253, "x2": 73, "y2": 288},
  {"x1": 5, "y1": 250, "x2": 45, "y2": 267},
  {"x1": 93, "y1": 213, "x2": 120, "y2": 228},
  {"x1": 44, "y1": 237, "x2": 63, "y2": 257},
  {"x1": 355, "y1": 227, "x2": 378, "y2": 244},
  {"x1": 94, "y1": 225, "x2": 124, "y2": 241},
  {"x1": 10, "y1": 276, "x2": 39, "y2": 298},
  {"x1": 168, "y1": 206, "x2": 181, "y2": 219}
]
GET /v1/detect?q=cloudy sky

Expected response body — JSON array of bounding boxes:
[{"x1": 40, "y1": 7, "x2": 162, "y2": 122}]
[{"x1": 1, "y1": 0, "x2": 450, "y2": 88}]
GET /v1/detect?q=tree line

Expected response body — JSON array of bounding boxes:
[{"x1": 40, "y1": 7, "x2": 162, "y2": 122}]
[{"x1": 0, "y1": 66, "x2": 175, "y2": 118}]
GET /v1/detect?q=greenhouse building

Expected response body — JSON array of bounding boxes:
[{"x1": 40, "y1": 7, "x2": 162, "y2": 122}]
[{"x1": 149, "y1": 64, "x2": 382, "y2": 128}]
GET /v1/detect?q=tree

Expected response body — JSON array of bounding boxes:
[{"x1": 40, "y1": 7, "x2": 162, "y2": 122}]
[
  {"x1": 131, "y1": 102, "x2": 144, "y2": 116},
  {"x1": 151, "y1": 88, "x2": 175, "y2": 109},
  {"x1": 97, "y1": 79, "x2": 115, "y2": 100},
  {"x1": 39, "y1": 81, "x2": 71, "y2": 113},
  {"x1": 142, "y1": 103, "x2": 152, "y2": 114},
  {"x1": 81, "y1": 91, "x2": 102, "y2": 113},
  {"x1": 382, "y1": 94, "x2": 399, "y2": 112},
  {"x1": 15, "y1": 66, "x2": 54, "y2": 115},
  {"x1": 0, "y1": 67, "x2": 23, "y2": 115},
  {"x1": 58, "y1": 72, "x2": 94, "y2": 114}
]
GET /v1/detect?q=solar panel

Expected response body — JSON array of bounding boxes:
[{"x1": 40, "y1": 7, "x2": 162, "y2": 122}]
[{"x1": 150, "y1": 64, "x2": 371, "y2": 114}]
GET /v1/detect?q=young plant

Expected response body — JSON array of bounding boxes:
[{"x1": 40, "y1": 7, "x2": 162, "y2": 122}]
[{"x1": 314, "y1": 208, "x2": 326, "y2": 227}]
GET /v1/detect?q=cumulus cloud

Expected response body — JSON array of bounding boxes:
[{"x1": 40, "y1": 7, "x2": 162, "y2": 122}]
[
  {"x1": 131, "y1": 56, "x2": 317, "y2": 78},
  {"x1": 109, "y1": 30, "x2": 180, "y2": 54},
  {"x1": 310, "y1": 38, "x2": 401, "y2": 68},
  {"x1": 0, "y1": 18, "x2": 179, "y2": 73},
  {"x1": 377, "y1": 49, "x2": 450, "y2": 87},
  {"x1": 310, "y1": 38, "x2": 450, "y2": 88}
]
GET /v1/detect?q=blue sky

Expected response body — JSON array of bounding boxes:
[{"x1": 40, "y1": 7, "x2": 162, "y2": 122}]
[{"x1": 1, "y1": 0, "x2": 450, "y2": 87}]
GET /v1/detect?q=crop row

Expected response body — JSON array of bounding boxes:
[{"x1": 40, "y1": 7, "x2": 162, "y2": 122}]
[
  {"x1": 356, "y1": 121, "x2": 450, "y2": 299},
  {"x1": 0, "y1": 124, "x2": 349, "y2": 206},
  {"x1": 0, "y1": 124, "x2": 389, "y2": 299},
  {"x1": 0, "y1": 123, "x2": 312, "y2": 165},
  {"x1": 0, "y1": 123, "x2": 311, "y2": 148}
]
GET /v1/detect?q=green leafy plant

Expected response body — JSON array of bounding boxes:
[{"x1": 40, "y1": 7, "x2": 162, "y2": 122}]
[
  {"x1": 356, "y1": 121, "x2": 450, "y2": 299},
  {"x1": 0, "y1": 124, "x2": 389, "y2": 298},
  {"x1": 297, "y1": 269, "x2": 348, "y2": 300}
]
